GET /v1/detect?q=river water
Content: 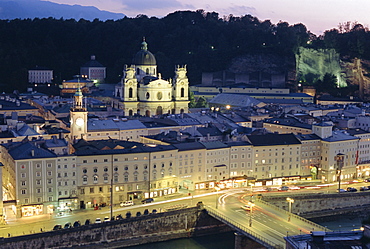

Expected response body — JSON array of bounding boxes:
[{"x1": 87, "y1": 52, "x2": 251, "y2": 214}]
[{"x1": 125, "y1": 232, "x2": 235, "y2": 249}]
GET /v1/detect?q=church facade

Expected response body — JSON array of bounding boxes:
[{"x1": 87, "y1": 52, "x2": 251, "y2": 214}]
[{"x1": 114, "y1": 40, "x2": 189, "y2": 117}]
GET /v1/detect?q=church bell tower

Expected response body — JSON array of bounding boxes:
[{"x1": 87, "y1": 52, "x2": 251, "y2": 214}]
[{"x1": 70, "y1": 82, "x2": 87, "y2": 141}]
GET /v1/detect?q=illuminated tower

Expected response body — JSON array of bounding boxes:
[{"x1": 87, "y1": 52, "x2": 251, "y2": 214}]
[{"x1": 70, "y1": 81, "x2": 87, "y2": 141}]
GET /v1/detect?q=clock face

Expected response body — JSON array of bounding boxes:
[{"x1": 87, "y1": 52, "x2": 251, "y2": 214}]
[{"x1": 76, "y1": 117, "x2": 84, "y2": 127}]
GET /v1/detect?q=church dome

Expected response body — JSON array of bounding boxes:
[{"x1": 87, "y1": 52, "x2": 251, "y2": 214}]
[{"x1": 132, "y1": 40, "x2": 156, "y2": 66}]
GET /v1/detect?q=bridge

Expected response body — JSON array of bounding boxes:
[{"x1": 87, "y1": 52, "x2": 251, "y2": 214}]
[{"x1": 203, "y1": 196, "x2": 329, "y2": 248}]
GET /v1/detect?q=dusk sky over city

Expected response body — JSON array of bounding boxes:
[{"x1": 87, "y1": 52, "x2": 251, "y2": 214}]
[{"x1": 46, "y1": 0, "x2": 370, "y2": 34}]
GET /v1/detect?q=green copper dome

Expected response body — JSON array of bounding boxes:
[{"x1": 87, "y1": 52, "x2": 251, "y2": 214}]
[{"x1": 132, "y1": 40, "x2": 156, "y2": 66}]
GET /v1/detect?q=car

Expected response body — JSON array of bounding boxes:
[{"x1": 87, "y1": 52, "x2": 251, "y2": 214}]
[
  {"x1": 241, "y1": 205, "x2": 252, "y2": 211},
  {"x1": 337, "y1": 188, "x2": 347, "y2": 193},
  {"x1": 53, "y1": 224, "x2": 62, "y2": 230},
  {"x1": 95, "y1": 218, "x2": 102, "y2": 224},
  {"x1": 64, "y1": 222, "x2": 72, "y2": 229},
  {"x1": 120, "y1": 200, "x2": 134, "y2": 207},
  {"x1": 73, "y1": 221, "x2": 81, "y2": 228},
  {"x1": 141, "y1": 198, "x2": 154, "y2": 204},
  {"x1": 347, "y1": 187, "x2": 357, "y2": 192},
  {"x1": 103, "y1": 216, "x2": 110, "y2": 222},
  {"x1": 360, "y1": 186, "x2": 369, "y2": 191},
  {"x1": 84, "y1": 219, "x2": 90, "y2": 225},
  {"x1": 279, "y1": 186, "x2": 289, "y2": 191},
  {"x1": 364, "y1": 178, "x2": 370, "y2": 182}
]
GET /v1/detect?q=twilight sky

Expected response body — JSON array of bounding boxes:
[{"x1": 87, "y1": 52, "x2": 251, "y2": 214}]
[{"x1": 46, "y1": 0, "x2": 370, "y2": 35}]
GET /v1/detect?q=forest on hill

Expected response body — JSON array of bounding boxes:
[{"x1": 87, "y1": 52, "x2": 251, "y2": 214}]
[{"x1": 0, "y1": 10, "x2": 369, "y2": 93}]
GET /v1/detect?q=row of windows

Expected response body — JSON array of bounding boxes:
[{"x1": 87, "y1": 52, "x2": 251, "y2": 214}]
[
  {"x1": 21, "y1": 187, "x2": 53, "y2": 194},
  {"x1": 21, "y1": 172, "x2": 52, "y2": 177},
  {"x1": 23, "y1": 197, "x2": 53, "y2": 204},
  {"x1": 21, "y1": 179, "x2": 53, "y2": 185}
]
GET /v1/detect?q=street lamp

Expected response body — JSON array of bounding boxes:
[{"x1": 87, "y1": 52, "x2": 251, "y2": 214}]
[
  {"x1": 335, "y1": 153, "x2": 345, "y2": 192},
  {"x1": 248, "y1": 201, "x2": 255, "y2": 227},
  {"x1": 286, "y1": 197, "x2": 294, "y2": 222},
  {"x1": 215, "y1": 186, "x2": 220, "y2": 209}
]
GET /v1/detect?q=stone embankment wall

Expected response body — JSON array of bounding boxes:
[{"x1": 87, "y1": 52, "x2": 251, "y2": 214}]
[
  {"x1": 0, "y1": 205, "x2": 233, "y2": 249},
  {"x1": 262, "y1": 192, "x2": 370, "y2": 218}
]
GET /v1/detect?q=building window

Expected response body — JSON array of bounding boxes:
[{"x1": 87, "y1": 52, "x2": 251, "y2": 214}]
[
  {"x1": 82, "y1": 176, "x2": 87, "y2": 184},
  {"x1": 47, "y1": 179, "x2": 52, "y2": 184},
  {"x1": 36, "y1": 172, "x2": 41, "y2": 177},
  {"x1": 37, "y1": 188, "x2": 41, "y2": 193},
  {"x1": 90, "y1": 188, "x2": 94, "y2": 193},
  {"x1": 47, "y1": 171, "x2": 52, "y2": 176},
  {"x1": 93, "y1": 175, "x2": 98, "y2": 183},
  {"x1": 83, "y1": 169, "x2": 87, "y2": 173},
  {"x1": 48, "y1": 188, "x2": 52, "y2": 193}
]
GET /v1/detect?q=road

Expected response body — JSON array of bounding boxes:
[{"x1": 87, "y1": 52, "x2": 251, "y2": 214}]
[{"x1": 0, "y1": 180, "x2": 367, "y2": 239}]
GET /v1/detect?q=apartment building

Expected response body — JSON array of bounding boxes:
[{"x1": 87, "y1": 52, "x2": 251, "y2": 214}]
[{"x1": 247, "y1": 133, "x2": 302, "y2": 185}]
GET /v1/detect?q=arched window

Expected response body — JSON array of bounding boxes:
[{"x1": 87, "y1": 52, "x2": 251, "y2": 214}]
[
  {"x1": 146, "y1": 68, "x2": 149, "y2": 75},
  {"x1": 129, "y1": 87, "x2": 133, "y2": 98},
  {"x1": 129, "y1": 110, "x2": 133, "y2": 116},
  {"x1": 93, "y1": 175, "x2": 98, "y2": 183},
  {"x1": 181, "y1": 87, "x2": 185, "y2": 97}
]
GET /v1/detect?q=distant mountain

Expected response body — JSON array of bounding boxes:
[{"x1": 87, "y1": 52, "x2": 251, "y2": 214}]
[{"x1": 0, "y1": 0, "x2": 125, "y2": 20}]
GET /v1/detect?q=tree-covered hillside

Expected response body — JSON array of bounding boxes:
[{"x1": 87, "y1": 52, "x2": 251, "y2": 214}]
[{"x1": 0, "y1": 11, "x2": 368, "y2": 93}]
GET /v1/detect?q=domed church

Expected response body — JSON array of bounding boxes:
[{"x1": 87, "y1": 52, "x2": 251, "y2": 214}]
[{"x1": 114, "y1": 39, "x2": 189, "y2": 117}]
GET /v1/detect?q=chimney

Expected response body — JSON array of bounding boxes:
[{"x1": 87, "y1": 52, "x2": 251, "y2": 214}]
[
  {"x1": 91, "y1": 55, "x2": 96, "y2": 60},
  {"x1": 31, "y1": 150, "x2": 35, "y2": 157}
]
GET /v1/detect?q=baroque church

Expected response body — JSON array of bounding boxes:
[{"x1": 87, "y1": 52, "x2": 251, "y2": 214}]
[{"x1": 114, "y1": 40, "x2": 189, "y2": 117}]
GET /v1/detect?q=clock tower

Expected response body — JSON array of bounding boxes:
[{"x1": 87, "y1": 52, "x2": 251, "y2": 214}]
[{"x1": 70, "y1": 84, "x2": 87, "y2": 141}]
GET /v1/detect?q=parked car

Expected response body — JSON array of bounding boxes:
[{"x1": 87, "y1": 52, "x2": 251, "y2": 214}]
[
  {"x1": 64, "y1": 222, "x2": 72, "y2": 229},
  {"x1": 141, "y1": 198, "x2": 154, "y2": 204},
  {"x1": 95, "y1": 218, "x2": 102, "y2": 224},
  {"x1": 120, "y1": 200, "x2": 134, "y2": 207},
  {"x1": 84, "y1": 219, "x2": 90, "y2": 225},
  {"x1": 360, "y1": 186, "x2": 369, "y2": 191},
  {"x1": 73, "y1": 221, "x2": 81, "y2": 228},
  {"x1": 103, "y1": 216, "x2": 110, "y2": 222},
  {"x1": 53, "y1": 224, "x2": 62, "y2": 230},
  {"x1": 364, "y1": 179, "x2": 370, "y2": 182},
  {"x1": 279, "y1": 186, "x2": 289, "y2": 191},
  {"x1": 347, "y1": 187, "x2": 357, "y2": 192},
  {"x1": 337, "y1": 188, "x2": 347, "y2": 193}
]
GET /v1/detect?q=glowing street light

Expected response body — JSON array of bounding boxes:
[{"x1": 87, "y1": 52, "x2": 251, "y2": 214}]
[
  {"x1": 215, "y1": 186, "x2": 220, "y2": 209},
  {"x1": 286, "y1": 197, "x2": 294, "y2": 222},
  {"x1": 335, "y1": 153, "x2": 345, "y2": 193},
  {"x1": 248, "y1": 201, "x2": 255, "y2": 227}
]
